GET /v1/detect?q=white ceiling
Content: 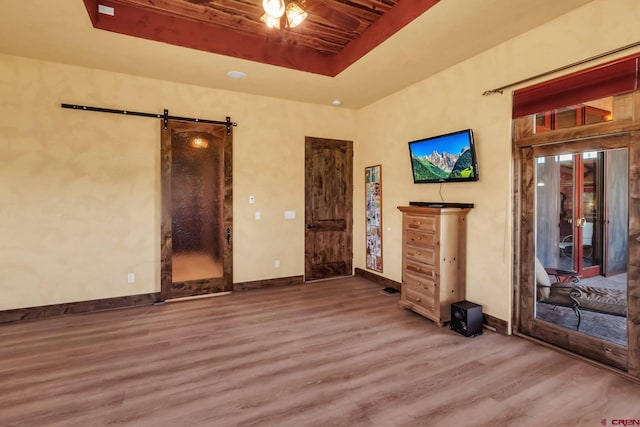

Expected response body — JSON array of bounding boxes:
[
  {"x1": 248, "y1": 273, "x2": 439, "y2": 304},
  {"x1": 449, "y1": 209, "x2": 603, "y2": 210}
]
[{"x1": 0, "y1": 0, "x2": 594, "y2": 108}]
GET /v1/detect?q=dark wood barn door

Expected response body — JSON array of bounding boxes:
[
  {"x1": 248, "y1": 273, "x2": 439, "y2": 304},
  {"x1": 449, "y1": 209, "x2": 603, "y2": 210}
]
[
  {"x1": 160, "y1": 121, "x2": 233, "y2": 300},
  {"x1": 305, "y1": 137, "x2": 353, "y2": 281}
]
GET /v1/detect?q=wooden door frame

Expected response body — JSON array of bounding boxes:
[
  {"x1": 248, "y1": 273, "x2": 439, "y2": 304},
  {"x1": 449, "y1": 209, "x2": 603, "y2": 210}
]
[
  {"x1": 160, "y1": 120, "x2": 233, "y2": 300},
  {"x1": 513, "y1": 91, "x2": 640, "y2": 378},
  {"x1": 517, "y1": 134, "x2": 629, "y2": 369}
]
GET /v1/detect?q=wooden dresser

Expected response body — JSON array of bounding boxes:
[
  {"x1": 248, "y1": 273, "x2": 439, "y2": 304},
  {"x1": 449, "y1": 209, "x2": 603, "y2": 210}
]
[{"x1": 397, "y1": 205, "x2": 472, "y2": 327}]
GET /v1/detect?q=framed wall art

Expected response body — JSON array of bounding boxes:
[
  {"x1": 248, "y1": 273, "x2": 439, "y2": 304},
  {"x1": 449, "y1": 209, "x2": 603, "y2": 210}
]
[{"x1": 365, "y1": 164, "x2": 382, "y2": 272}]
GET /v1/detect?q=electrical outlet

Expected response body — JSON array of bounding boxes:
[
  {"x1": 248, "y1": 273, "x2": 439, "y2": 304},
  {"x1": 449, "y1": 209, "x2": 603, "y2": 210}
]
[
  {"x1": 274, "y1": 259, "x2": 280, "y2": 268},
  {"x1": 249, "y1": 195, "x2": 255, "y2": 204},
  {"x1": 127, "y1": 273, "x2": 135, "y2": 284}
]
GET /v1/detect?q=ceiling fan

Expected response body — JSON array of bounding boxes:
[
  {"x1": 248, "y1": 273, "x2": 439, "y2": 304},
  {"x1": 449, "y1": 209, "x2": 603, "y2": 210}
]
[{"x1": 261, "y1": 0, "x2": 359, "y2": 31}]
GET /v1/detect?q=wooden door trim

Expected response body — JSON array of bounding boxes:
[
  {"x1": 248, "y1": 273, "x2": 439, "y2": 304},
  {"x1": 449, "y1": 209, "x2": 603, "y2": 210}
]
[
  {"x1": 627, "y1": 130, "x2": 640, "y2": 377},
  {"x1": 160, "y1": 120, "x2": 233, "y2": 301},
  {"x1": 516, "y1": 146, "x2": 535, "y2": 336},
  {"x1": 530, "y1": 320, "x2": 627, "y2": 370}
]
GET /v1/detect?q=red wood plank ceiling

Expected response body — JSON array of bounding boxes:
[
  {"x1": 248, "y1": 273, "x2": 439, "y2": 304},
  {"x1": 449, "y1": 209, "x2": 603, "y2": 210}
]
[{"x1": 82, "y1": 0, "x2": 440, "y2": 76}]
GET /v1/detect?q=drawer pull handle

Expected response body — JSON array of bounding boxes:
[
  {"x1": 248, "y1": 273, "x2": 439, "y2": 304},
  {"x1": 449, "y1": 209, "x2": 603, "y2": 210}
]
[
  {"x1": 416, "y1": 297, "x2": 421, "y2": 302},
  {"x1": 417, "y1": 251, "x2": 422, "y2": 255}
]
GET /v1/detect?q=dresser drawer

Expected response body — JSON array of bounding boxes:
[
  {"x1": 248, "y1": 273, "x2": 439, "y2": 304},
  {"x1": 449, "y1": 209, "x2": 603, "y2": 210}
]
[
  {"x1": 405, "y1": 214, "x2": 436, "y2": 232},
  {"x1": 405, "y1": 258, "x2": 436, "y2": 276},
  {"x1": 405, "y1": 243, "x2": 436, "y2": 265},
  {"x1": 404, "y1": 271, "x2": 437, "y2": 296},
  {"x1": 404, "y1": 285, "x2": 435, "y2": 310},
  {"x1": 405, "y1": 229, "x2": 435, "y2": 248}
]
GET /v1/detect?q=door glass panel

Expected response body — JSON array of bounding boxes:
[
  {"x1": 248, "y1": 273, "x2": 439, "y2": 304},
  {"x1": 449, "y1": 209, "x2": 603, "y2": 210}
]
[
  {"x1": 535, "y1": 154, "x2": 574, "y2": 271},
  {"x1": 556, "y1": 108, "x2": 578, "y2": 129},
  {"x1": 582, "y1": 151, "x2": 598, "y2": 271},
  {"x1": 171, "y1": 131, "x2": 223, "y2": 282},
  {"x1": 533, "y1": 96, "x2": 613, "y2": 133},
  {"x1": 534, "y1": 148, "x2": 628, "y2": 346},
  {"x1": 605, "y1": 150, "x2": 628, "y2": 275}
]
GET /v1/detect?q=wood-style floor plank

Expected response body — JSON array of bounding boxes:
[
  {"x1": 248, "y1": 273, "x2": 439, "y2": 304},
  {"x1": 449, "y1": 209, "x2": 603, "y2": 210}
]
[{"x1": 1, "y1": 277, "x2": 639, "y2": 426}]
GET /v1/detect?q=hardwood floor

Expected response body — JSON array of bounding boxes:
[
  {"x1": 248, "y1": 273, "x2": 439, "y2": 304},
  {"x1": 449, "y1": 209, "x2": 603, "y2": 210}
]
[{"x1": 1, "y1": 277, "x2": 639, "y2": 426}]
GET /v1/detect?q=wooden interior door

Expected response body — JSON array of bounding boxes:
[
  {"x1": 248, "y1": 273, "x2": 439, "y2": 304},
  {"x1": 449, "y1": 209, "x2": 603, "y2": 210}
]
[
  {"x1": 160, "y1": 121, "x2": 233, "y2": 300},
  {"x1": 305, "y1": 137, "x2": 353, "y2": 281}
]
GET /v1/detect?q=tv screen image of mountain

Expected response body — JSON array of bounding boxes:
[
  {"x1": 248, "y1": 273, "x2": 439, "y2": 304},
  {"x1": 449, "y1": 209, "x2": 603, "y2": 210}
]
[{"x1": 408, "y1": 129, "x2": 479, "y2": 183}]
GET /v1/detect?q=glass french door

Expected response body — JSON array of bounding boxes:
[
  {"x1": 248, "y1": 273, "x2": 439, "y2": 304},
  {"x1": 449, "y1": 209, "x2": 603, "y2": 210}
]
[
  {"x1": 526, "y1": 138, "x2": 629, "y2": 369},
  {"x1": 551, "y1": 152, "x2": 601, "y2": 277},
  {"x1": 536, "y1": 150, "x2": 628, "y2": 278}
]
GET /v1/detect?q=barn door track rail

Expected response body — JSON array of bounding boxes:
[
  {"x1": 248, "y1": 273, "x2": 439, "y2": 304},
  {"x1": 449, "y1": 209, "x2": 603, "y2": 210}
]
[{"x1": 61, "y1": 103, "x2": 237, "y2": 135}]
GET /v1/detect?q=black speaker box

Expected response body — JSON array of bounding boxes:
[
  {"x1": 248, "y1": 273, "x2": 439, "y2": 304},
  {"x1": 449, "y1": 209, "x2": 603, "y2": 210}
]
[{"x1": 450, "y1": 301, "x2": 483, "y2": 337}]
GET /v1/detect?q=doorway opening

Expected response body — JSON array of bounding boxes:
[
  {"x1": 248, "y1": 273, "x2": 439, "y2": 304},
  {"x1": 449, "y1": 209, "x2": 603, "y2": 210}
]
[
  {"x1": 513, "y1": 94, "x2": 640, "y2": 376},
  {"x1": 536, "y1": 149, "x2": 628, "y2": 279},
  {"x1": 512, "y1": 54, "x2": 640, "y2": 378},
  {"x1": 534, "y1": 147, "x2": 628, "y2": 346}
]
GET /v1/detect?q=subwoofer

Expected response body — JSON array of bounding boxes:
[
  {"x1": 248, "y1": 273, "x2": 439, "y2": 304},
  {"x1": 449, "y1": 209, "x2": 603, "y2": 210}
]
[{"x1": 450, "y1": 301, "x2": 483, "y2": 337}]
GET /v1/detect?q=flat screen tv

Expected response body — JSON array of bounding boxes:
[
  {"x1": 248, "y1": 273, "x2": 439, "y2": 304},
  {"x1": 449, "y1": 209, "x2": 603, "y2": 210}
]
[{"x1": 408, "y1": 129, "x2": 479, "y2": 183}]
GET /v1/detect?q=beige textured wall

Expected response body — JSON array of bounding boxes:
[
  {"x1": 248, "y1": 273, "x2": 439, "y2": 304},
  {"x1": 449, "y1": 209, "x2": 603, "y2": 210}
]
[
  {"x1": 0, "y1": 54, "x2": 355, "y2": 310},
  {"x1": 354, "y1": 0, "x2": 640, "y2": 323},
  {"x1": 2, "y1": 0, "x2": 639, "y2": 321}
]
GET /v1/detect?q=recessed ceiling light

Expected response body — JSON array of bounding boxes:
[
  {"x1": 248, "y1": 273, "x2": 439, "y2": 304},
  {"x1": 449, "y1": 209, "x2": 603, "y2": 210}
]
[
  {"x1": 227, "y1": 70, "x2": 247, "y2": 79},
  {"x1": 332, "y1": 99, "x2": 342, "y2": 106}
]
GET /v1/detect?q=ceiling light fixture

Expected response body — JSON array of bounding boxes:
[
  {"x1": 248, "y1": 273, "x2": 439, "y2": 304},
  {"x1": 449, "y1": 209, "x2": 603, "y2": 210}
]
[
  {"x1": 261, "y1": 0, "x2": 308, "y2": 29},
  {"x1": 260, "y1": 13, "x2": 281, "y2": 29},
  {"x1": 263, "y1": 0, "x2": 285, "y2": 19},
  {"x1": 285, "y1": 1, "x2": 308, "y2": 28}
]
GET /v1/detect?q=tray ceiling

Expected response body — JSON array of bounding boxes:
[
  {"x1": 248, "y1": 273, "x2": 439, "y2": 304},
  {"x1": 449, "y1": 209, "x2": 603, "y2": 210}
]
[
  {"x1": 0, "y1": 0, "x2": 596, "y2": 107},
  {"x1": 82, "y1": 0, "x2": 437, "y2": 76}
]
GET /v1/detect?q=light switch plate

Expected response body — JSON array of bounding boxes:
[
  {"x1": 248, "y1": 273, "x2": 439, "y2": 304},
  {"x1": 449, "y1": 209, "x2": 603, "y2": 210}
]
[
  {"x1": 284, "y1": 210, "x2": 296, "y2": 219},
  {"x1": 255, "y1": 211, "x2": 261, "y2": 220}
]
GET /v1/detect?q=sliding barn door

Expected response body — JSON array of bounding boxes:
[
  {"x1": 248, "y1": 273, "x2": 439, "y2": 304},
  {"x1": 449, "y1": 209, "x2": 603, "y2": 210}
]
[{"x1": 160, "y1": 121, "x2": 233, "y2": 300}]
